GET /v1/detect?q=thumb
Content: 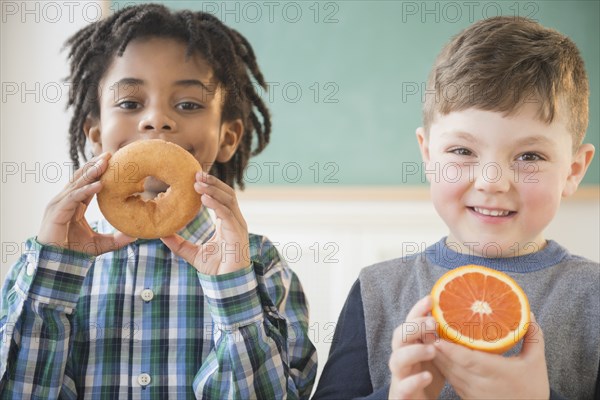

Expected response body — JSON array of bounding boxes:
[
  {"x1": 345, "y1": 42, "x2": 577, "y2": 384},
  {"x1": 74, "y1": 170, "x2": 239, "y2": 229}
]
[
  {"x1": 91, "y1": 231, "x2": 136, "y2": 255},
  {"x1": 161, "y1": 234, "x2": 200, "y2": 266},
  {"x1": 520, "y1": 312, "x2": 545, "y2": 358},
  {"x1": 114, "y1": 231, "x2": 136, "y2": 246}
]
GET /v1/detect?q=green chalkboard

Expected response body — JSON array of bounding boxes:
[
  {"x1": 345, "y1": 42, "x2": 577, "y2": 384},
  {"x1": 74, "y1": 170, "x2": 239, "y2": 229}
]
[{"x1": 112, "y1": 1, "x2": 599, "y2": 186}]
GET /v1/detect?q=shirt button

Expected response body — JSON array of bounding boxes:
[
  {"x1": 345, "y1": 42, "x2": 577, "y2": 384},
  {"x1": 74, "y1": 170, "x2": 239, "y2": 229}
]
[
  {"x1": 137, "y1": 373, "x2": 151, "y2": 387},
  {"x1": 140, "y1": 289, "x2": 154, "y2": 302},
  {"x1": 26, "y1": 263, "x2": 35, "y2": 276}
]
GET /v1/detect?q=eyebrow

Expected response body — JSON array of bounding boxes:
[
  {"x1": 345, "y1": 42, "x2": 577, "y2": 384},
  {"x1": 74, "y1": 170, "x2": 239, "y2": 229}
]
[
  {"x1": 513, "y1": 135, "x2": 554, "y2": 147},
  {"x1": 114, "y1": 78, "x2": 143, "y2": 87},
  {"x1": 174, "y1": 79, "x2": 213, "y2": 93},
  {"x1": 441, "y1": 130, "x2": 480, "y2": 143},
  {"x1": 114, "y1": 78, "x2": 213, "y2": 93},
  {"x1": 440, "y1": 130, "x2": 555, "y2": 148}
]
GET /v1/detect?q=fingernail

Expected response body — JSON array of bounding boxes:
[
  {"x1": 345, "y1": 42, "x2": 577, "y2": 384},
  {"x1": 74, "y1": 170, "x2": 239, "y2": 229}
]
[{"x1": 90, "y1": 180, "x2": 102, "y2": 189}]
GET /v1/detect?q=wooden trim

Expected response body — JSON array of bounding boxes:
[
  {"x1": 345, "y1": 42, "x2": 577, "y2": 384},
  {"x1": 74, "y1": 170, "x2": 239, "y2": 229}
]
[
  {"x1": 238, "y1": 185, "x2": 600, "y2": 202},
  {"x1": 100, "y1": 1, "x2": 111, "y2": 19},
  {"x1": 569, "y1": 185, "x2": 600, "y2": 200}
]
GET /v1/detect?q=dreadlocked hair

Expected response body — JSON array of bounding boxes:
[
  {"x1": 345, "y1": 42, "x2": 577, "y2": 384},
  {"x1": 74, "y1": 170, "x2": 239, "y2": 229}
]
[{"x1": 65, "y1": 3, "x2": 271, "y2": 189}]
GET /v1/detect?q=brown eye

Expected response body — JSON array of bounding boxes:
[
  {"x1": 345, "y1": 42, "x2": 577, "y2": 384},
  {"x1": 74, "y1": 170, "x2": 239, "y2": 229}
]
[
  {"x1": 177, "y1": 102, "x2": 201, "y2": 111},
  {"x1": 117, "y1": 101, "x2": 140, "y2": 110}
]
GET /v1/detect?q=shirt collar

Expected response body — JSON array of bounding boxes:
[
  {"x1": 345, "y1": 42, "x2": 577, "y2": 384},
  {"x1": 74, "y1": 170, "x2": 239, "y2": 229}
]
[
  {"x1": 425, "y1": 237, "x2": 569, "y2": 273},
  {"x1": 96, "y1": 206, "x2": 215, "y2": 245}
]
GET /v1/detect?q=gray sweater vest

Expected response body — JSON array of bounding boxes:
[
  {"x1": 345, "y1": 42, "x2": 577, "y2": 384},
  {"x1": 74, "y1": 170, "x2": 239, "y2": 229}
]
[{"x1": 359, "y1": 239, "x2": 599, "y2": 399}]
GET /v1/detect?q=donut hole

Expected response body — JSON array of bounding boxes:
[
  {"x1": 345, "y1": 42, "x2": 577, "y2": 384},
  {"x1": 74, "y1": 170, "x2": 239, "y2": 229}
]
[{"x1": 131, "y1": 176, "x2": 171, "y2": 201}]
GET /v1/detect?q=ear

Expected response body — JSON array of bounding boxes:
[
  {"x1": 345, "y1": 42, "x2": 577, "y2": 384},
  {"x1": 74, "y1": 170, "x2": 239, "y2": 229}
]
[
  {"x1": 416, "y1": 127, "x2": 430, "y2": 163},
  {"x1": 562, "y1": 143, "x2": 595, "y2": 197},
  {"x1": 416, "y1": 127, "x2": 432, "y2": 183},
  {"x1": 83, "y1": 116, "x2": 103, "y2": 156},
  {"x1": 216, "y1": 119, "x2": 244, "y2": 163}
]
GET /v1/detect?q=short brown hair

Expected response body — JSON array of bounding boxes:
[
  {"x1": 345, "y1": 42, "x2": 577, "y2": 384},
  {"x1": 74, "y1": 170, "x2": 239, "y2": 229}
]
[{"x1": 423, "y1": 16, "x2": 588, "y2": 151}]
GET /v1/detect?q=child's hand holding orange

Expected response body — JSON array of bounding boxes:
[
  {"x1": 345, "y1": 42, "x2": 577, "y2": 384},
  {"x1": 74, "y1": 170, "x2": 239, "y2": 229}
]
[
  {"x1": 388, "y1": 296, "x2": 444, "y2": 400},
  {"x1": 433, "y1": 313, "x2": 550, "y2": 399},
  {"x1": 430, "y1": 265, "x2": 550, "y2": 398}
]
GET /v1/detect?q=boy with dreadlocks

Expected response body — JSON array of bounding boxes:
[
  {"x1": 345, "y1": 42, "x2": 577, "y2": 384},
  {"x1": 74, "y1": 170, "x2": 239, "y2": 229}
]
[{"x1": 0, "y1": 3, "x2": 316, "y2": 399}]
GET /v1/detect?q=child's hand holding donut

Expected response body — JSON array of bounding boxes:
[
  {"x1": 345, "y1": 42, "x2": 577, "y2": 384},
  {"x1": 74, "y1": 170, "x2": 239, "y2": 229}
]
[
  {"x1": 161, "y1": 172, "x2": 251, "y2": 276},
  {"x1": 37, "y1": 152, "x2": 136, "y2": 255}
]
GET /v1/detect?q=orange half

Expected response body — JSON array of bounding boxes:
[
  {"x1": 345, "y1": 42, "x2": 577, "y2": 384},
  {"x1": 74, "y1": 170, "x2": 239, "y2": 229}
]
[{"x1": 431, "y1": 265, "x2": 530, "y2": 354}]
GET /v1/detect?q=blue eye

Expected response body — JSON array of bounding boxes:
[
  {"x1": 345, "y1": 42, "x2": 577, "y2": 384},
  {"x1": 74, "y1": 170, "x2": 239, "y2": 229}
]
[{"x1": 450, "y1": 147, "x2": 473, "y2": 156}]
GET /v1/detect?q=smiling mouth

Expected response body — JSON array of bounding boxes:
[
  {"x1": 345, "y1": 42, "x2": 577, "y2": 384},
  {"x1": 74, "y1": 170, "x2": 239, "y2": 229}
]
[{"x1": 470, "y1": 207, "x2": 515, "y2": 217}]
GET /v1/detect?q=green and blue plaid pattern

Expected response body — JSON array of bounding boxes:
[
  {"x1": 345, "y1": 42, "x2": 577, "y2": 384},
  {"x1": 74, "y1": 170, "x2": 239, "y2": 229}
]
[{"x1": 0, "y1": 208, "x2": 317, "y2": 399}]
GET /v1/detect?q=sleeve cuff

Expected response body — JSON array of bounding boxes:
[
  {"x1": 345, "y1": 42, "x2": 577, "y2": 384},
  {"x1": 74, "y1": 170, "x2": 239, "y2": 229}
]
[
  {"x1": 17, "y1": 238, "x2": 95, "y2": 310},
  {"x1": 549, "y1": 388, "x2": 567, "y2": 400},
  {"x1": 197, "y1": 263, "x2": 263, "y2": 329},
  {"x1": 370, "y1": 384, "x2": 391, "y2": 400}
]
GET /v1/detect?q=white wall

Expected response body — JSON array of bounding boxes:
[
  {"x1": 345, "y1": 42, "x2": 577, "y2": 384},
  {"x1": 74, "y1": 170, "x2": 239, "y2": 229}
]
[
  {"x1": 1, "y1": 0, "x2": 599, "y2": 388},
  {"x1": 2, "y1": 0, "x2": 100, "y2": 275}
]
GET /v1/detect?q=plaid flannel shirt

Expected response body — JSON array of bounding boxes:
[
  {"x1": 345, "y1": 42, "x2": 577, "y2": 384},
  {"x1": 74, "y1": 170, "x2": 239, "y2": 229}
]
[{"x1": 0, "y1": 208, "x2": 317, "y2": 399}]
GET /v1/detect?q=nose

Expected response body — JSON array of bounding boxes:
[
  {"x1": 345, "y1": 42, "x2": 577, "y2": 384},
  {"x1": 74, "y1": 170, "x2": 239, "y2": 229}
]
[
  {"x1": 473, "y1": 162, "x2": 511, "y2": 193},
  {"x1": 138, "y1": 105, "x2": 177, "y2": 133}
]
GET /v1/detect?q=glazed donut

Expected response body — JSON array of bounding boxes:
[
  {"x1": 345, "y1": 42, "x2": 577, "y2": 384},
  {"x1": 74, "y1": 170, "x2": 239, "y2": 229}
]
[{"x1": 97, "y1": 139, "x2": 202, "y2": 239}]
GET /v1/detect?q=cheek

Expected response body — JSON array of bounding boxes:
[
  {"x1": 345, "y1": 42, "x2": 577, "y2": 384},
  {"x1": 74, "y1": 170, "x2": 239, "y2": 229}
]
[
  {"x1": 190, "y1": 143, "x2": 220, "y2": 170},
  {"x1": 429, "y1": 176, "x2": 468, "y2": 220},
  {"x1": 519, "y1": 181, "x2": 561, "y2": 225}
]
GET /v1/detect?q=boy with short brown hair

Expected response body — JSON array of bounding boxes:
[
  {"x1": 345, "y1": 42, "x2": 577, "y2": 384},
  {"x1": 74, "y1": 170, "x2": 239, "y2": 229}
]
[{"x1": 314, "y1": 16, "x2": 598, "y2": 399}]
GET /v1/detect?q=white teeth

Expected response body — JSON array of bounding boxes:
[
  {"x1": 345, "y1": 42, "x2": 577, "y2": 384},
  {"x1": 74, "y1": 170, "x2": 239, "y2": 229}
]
[{"x1": 474, "y1": 207, "x2": 510, "y2": 217}]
